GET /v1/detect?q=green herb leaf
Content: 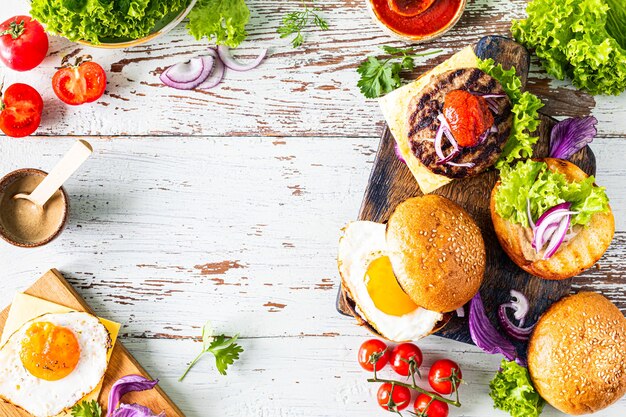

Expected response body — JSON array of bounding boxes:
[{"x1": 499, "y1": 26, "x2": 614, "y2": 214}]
[
  {"x1": 489, "y1": 360, "x2": 545, "y2": 417},
  {"x1": 187, "y1": 0, "x2": 250, "y2": 48},
  {"x1": 208, "y1": 334, "x2": 244, "y2": 375},
  {"x1": 179, "y1": 321, "x2": 244, "y2": 381},
  {"x1": 277, "y1": 2, "x2": 329, "y2": 48},
  {"x1": 71, "y1": 400, "x2": 102, "y2": 417},
  {"x1": 356, "y1": 47, "x2": 441, "y2": 98}
]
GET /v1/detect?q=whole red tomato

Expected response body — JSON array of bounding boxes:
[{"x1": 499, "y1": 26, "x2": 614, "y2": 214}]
[
  {"x1": 377, "y1": 383, "x2": 411, "y2": 412},
  {"x1": 428, "y1": 359, "x2": 463, "y2": 395},
  {"x1": 0, "y1": 83, "x2": 43, "y2": 138},
  {"x1": 52, "y1": 61, "x2": 107, "y2": 105},
  {"x1": 414, "y1": 392, "x2": 449, "y2": 417},
  {"x1": 390, "y1": 343, "x2": 423, "y2": 377},
  {"x1": 0, "y1": 16, "x2": 48, "y2": 71},
  {"x1": 357, "y1": 339, "x2": 389, "y2": 372}
]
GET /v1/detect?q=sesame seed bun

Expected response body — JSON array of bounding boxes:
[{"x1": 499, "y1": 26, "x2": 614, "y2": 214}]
[
  {"x1": 528, "y1": 292, "x2": 626, "y2": 415},
  {"x1": 385, "y1": 195, "x2": 485, "y2": 313},
  {"x1": 491, "y1": 158, "x2": 614, "y2": 280}
]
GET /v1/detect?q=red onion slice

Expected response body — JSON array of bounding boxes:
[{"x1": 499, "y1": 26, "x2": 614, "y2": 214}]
[
  {"x1": 198, "y1": 54, "x2": 225, "y2": 89},
  {"x1": 217, "y1": 45, "x2": 267, "y2": 72},
  {"x1": 161, "y1": 56, "x2": 214, "y2": 90},
  {"x1": 162, "y1": 57, "x2": 206, "y2": 83},
  {"x1": 531, "y1": 202, "x2": 577, "y2": 252},
  {"x1": 498, "y1": 290, "x2": 534, "y2": 341},
  {"x1": 447, "y1": 161, "x2": 475, "y2": 167},
  {"x1": 456, "y1": 306, "x2": 465, "y2": 318},
  {"x1": 535, "y1": 202, "x2": 571, "y2": 227},
  {"x1": 469, "y1": 292, "x2": 517, "y2": 361},
  {"x1": 543, "y1": 214, "x2": 571, "y2": 259}
]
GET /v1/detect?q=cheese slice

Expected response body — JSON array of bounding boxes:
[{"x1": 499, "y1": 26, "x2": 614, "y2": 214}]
[
  {"x1": 379, "y1": 46, "x2": 479, "y2": 194},
  {"x1": 1, "y1": 293, "x2": 120, "y2": 417}
]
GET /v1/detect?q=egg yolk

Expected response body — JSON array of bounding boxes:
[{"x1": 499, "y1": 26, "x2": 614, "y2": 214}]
[
  {"x1": 20, "y1": 322, "x2": 80, "y2": 381},
  {"x1": 365, "y1": 256, "x2": 418, "y2": 316}
]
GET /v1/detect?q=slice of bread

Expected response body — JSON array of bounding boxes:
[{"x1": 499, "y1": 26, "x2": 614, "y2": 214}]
[
  {"x1": 491, "y1": 158, "x2": 614, "y2": 280},
  {"x1": 379, "y1": 46, "x2": 479, "y2": 194}
]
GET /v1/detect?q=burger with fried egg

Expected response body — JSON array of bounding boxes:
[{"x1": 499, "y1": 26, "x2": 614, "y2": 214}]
[{"x1": 338, "y1": 195, "x2": 485, "y2": 342}]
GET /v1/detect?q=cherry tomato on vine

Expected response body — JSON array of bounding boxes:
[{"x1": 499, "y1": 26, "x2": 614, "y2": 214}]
[
  {"x1": 414, "y1": 392, "x2": 449, "y2": 417},
  {"x1": 377, "y1": 383, "x2": 411, "y2": 412},
  {"x1": 358, "y1": 339, "x2": 389, "y2": 372},
  {"x1": 0, "y1": 16, "x2": 48, "y2": 71},
  {"x1": 428, "y1": 359, "x2": 462, "y2": 395},
  {"x1": 52, "y1": 61, "x2": 106, "y2": 105},
  {"x1": 0, "y1": 83, "x2": 43, "y2": 138},
  {"x1": 390, "y1": 342, "x2": 423, "y2": 376}
]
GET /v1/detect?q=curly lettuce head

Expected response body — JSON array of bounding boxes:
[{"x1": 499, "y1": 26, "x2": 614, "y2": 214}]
[
  {"x1": 31, "y1": 0, "x2": 189, "y2": 44},
  {"x1": 511, "y1": 0, "x2": 626, "y2": 95}
]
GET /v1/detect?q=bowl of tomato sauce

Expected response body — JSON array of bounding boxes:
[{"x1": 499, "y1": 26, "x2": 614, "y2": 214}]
[{"x1": 367, "y1": 0, "x2": 467, "y2": 43}]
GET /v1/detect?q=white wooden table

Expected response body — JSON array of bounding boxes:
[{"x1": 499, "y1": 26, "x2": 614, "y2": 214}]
[{"x1": 1, "y1": 1, "x2": 625, "y2": 416}]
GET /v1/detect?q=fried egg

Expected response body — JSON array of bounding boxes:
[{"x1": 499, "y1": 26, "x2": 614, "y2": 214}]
[
  {"x1": 338, "y1": 221, "x2": 443, "y2": 341},
  {"x1": 0, "y1": 311, "x2": 111, "y2": 417}
]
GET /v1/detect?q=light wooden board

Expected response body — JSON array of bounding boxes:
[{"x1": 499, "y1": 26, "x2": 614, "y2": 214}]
[
  {"x1": 0, "y1": 269, "x2": 184, "y2": 417},
  {"x1": 0, "y1": 0, "x2": 625, "y2": 416}
]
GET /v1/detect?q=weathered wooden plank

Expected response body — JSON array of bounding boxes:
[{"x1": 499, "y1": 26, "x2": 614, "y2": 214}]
[
  {"x1": 2, "y1": 0, "x2": 625, "y2": 138},
  {"x1": 0, "y1": 136, "x2": 622, "y2": 344}
]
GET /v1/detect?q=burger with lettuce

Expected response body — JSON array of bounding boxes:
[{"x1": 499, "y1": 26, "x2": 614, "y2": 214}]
[{"x1": 490, "y1": 157, "x2": 614, "y2": 280}]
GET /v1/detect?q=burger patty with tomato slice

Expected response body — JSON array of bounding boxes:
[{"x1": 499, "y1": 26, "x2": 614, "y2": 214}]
[{"x1": 406, "y1": 68, "x2": 513, "y2": 179}]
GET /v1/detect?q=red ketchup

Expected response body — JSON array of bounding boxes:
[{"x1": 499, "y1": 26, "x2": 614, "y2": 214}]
[{"x1": 443, "y1": 90, "x2": 494, "y2": 147}]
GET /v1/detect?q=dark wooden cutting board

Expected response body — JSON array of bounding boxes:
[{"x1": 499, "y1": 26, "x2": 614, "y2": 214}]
[{"x1": 336, "y1": 36, "x2": 596, "y2": 354}]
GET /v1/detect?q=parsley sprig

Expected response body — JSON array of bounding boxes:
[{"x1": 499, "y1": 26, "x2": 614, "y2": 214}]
[
  {"x1": 71, "y1": 400, "x2": 102, "y2": 417},
  {"x1": 357, "y1": 46, "x2": 442, "y2": 99},
  {"x1": 179, "y1": 322, "x2": 244, "y2": 380},
  {"x1": 277, "y1": 1, "x2": 329, "y2": 48}
]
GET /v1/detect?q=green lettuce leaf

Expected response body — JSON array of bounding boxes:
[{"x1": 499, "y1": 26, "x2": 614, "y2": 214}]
[
  {"x1": 490, "y1": 360, "x2": 545, "y2": 417},
  {"x1": 30, "y1": 0, "x2": 188, "y2": 44},
  {"x1": 606, "y1": 0, "x2": 626, "y2": 49},
  {"x1": 495, "y1": 159, "x2": 609, "y2": 227},
  {"x1": 477, "y1": 59, "x2": 544, "y2": 168},
  {"x1": 186, "y1": 0, "x2": 249, "y2": 48},
  {"x1": 511, "y1": 0, "x2": 626, "y2": 95}
]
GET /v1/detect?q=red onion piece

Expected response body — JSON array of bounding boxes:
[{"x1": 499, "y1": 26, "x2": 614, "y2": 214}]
[
  {"x1": 469, "y1": 292, "x2": 517, "y2": 361},
  {"x1": 543, "y1": 214, "x2": 571, "y2": 259},
  {"x1": 531, "y1": 202, "x2": 577, "y2": 253},
  {"x1": 107, "y1": 375, "x2": 159, "y2": 417},
  {"x1": 110, "y1": 404, "x2": 165, "y2": 417},
  {"x1": 160, "y1": 56, "x2": 214, "y2": 90},
  {"x1": 162, "y1": 57, "x2": 205, "y2": 83},
  {"x1": 447, "y1": 161, "x2": 475, "y2": 167},
  {"x1": 535, "y1": 202, "x2": 571, "y2": 227},
  {"x1": 498, "y1": 290, "x2": 534, "y2": 341},
  {"x1": 479, "y1": 94, "x2": 507, "y2": 98},
  {"x1": 498, "y1": 305, "x2": 534, "y2": 341},
  {"x1": 456, "y1": 306, "x2": 465, "y2": 318},
  {"x1": 394, "y1": 142, "x2": 406, "y2": 164},
  {"x1": 198, "y1": 51, "x2": 225, "y2": 89},
  {"x1": 217, "y1": 45, "x2": 267, "y2": 71}
]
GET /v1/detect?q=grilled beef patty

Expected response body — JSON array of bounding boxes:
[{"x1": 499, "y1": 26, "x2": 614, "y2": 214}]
[{"x1": 406, "y1": 68, "x2": 513, "y2": 179}]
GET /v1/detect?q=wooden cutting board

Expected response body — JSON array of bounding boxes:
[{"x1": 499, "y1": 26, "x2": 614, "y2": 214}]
[
  {"x1": 336, "y1": 36, "x2": 596, "y2": 354},
  {"x1": 0, "y1": 269, "x2": 185, "y2": 417}
]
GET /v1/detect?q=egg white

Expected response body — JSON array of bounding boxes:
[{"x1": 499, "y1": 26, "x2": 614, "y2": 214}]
[
  {"x1": 338, "y1": 221, "x2": 443, "y2": 342},
  {"x1": 0, "y1": 311, "x2": 111, "y2": 417}
]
